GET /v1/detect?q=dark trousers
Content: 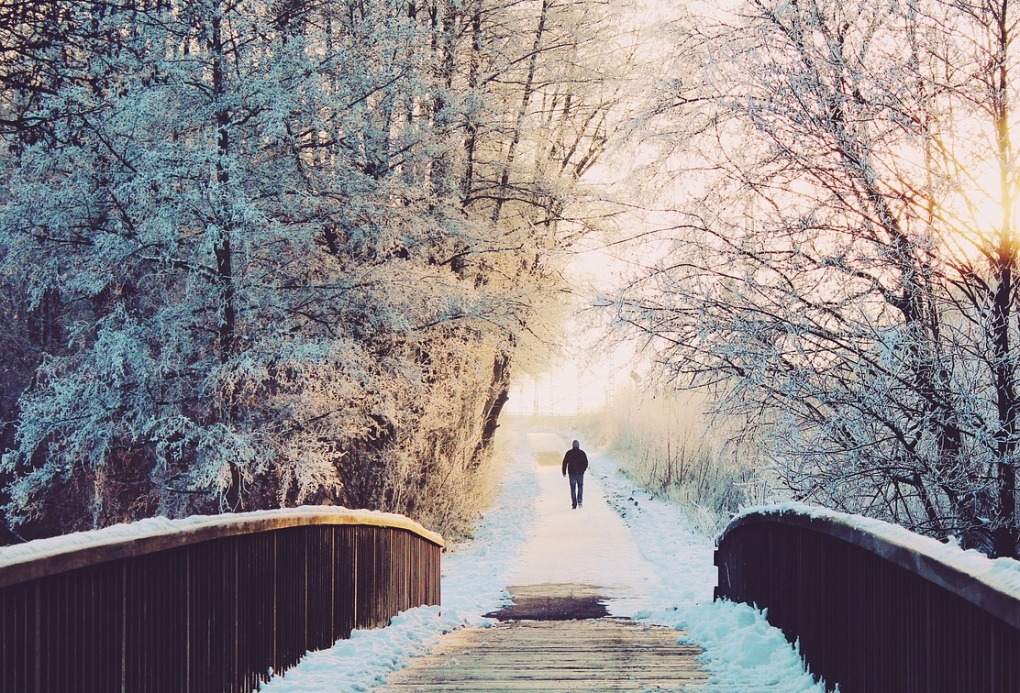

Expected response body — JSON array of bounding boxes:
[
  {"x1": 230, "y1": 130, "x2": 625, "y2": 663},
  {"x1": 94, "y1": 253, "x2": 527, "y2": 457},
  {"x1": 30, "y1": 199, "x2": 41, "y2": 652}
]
[{"x1": 569, "y1": 472, "x2": 584, "y2": 507}]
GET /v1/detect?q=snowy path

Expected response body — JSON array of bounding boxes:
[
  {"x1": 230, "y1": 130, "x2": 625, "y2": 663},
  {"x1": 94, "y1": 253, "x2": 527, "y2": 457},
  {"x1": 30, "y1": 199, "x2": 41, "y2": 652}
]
[
  {"x1": 260, "y1": 421, "x2": 826, "y2": 693},
  {"x1": 505, "y1": 428, "x2": 660, "y2": 616}
]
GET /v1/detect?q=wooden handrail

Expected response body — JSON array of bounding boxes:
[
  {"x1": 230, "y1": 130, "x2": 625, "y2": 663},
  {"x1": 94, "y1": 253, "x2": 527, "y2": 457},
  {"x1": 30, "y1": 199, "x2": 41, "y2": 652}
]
[
  {"x1": 716, "y1": 504, "x2": 1020, "y2": 693},
  {"x1": 718, "y1": 505, "x2": 1020, "y2": 630},
  {"x1": 0, "y1": 506, "x2": 444, "y2": 588},
  {"x1": 1, "y1": 507, "x2": 443, "y2": 693}
]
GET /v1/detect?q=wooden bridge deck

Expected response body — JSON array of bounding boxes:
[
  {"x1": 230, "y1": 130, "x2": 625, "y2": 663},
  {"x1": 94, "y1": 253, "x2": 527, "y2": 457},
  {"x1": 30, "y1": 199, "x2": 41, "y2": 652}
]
[{"x1": 379, "y1": 584, "x2": 708, "y2": 693}]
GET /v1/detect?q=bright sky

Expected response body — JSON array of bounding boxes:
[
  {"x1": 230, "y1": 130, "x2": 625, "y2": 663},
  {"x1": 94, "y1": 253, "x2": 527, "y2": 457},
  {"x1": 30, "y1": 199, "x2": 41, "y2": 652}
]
[
  {"x1": 508, "y1": 236, "x2": 641, "y2": 416},
  {"x1": 512, "y1": 0, "x2": 1020, "y2": 418},
  {"x1": 507, "y1": 106, "x2": 662, "y2": 416}
]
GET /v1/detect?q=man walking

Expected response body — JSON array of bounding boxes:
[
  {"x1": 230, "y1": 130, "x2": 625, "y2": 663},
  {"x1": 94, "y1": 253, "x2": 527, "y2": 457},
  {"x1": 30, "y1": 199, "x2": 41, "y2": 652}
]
[{"x1": 562, "y1": 439, "x2": 589, "y2": 509}]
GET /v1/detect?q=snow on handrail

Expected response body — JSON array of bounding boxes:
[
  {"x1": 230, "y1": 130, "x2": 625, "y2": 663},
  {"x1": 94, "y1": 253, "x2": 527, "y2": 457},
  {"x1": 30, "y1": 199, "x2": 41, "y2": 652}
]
[{"x1": 0, "y1": 505, "x2": 444, "y2": 588}]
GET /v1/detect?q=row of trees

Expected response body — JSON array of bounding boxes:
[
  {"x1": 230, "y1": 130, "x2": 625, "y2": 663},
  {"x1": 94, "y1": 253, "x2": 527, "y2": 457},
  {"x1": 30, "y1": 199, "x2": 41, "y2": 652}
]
[
  {"x1": 0, "y1": 0, "x2": 625, "y2": 542},
  {"x1": 616, "y1": 0, "x2": 1020, "y2": 556}
]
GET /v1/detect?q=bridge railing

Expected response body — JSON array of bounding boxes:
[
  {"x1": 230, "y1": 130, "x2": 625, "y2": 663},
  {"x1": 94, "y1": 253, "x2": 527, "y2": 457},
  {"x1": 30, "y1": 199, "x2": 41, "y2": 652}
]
[
  {"x1": 0, "y1": 507, "x2": 443, "y2": 693},
  {"x1": 715, "y1": 504, "x2": 1020, "y2": 693}
]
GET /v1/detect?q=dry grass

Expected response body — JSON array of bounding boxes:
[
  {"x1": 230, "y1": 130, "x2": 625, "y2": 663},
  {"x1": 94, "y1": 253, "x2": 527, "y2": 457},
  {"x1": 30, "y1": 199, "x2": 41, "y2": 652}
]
[{"x1": 579, "y1": 387, "x2": 772, "y2": 535}]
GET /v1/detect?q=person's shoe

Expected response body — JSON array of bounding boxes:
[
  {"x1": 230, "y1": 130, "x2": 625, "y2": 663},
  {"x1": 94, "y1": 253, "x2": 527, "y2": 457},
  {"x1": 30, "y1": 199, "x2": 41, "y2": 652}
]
[
  {"x1": 572, "y1": 504, "x2": 577, "y2": 509},
  {"x1": 578, "y1": 502, "x2": 583, "y2": 508}
]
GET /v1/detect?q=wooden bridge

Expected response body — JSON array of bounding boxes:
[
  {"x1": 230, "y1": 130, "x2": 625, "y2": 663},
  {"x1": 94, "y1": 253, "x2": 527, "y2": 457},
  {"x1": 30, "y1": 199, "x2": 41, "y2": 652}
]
[
  {"x1": 4, "y1": 499, "x2": 1020, "y2": 692},
  {"x1": 381, "y1": 584, "x2": 707, "y2": 693}
]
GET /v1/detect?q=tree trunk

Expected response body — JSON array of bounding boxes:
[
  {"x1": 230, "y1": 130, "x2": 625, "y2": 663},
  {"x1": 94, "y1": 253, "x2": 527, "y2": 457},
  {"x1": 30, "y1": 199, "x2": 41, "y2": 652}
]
[
  {"x1": 990, "y1": 3, "x2": 1019, "y2": 558},
  {"x1": 211, "y1": 12, "x2": 235, "y2": 362},
  {"x1": 490, "y1": 0, "x2": 548, "y2": 224},
  {"x1": 473, "y1": 351, "x2": 511, "y2": 463},
  {"x1": 211, "y1": 10, "x2": 241, "y2": 511},
  {"x1": 461, "y1": 8, "x2": 482, "y2": 206}
]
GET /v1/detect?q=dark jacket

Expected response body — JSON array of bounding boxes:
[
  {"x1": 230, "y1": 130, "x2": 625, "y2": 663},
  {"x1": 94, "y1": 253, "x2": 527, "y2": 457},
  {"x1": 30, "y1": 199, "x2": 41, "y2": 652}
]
[{"x1": 562, "y1": 448, "x2": 589, "y2": 475}]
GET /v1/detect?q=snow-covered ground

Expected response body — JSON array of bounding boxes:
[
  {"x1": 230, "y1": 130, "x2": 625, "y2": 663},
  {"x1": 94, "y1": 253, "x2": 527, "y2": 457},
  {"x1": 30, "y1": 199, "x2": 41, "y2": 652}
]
[{"x1": 261, "y1": 421, "x2": 826, "y2": 693}]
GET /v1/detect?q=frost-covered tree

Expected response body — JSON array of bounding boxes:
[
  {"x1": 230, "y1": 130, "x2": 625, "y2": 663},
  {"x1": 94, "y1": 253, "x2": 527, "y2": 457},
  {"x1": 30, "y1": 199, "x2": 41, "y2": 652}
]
[
  {"x1": 616, "y1": 0, "x2": 1020, "y2": 556},
  {"x1": 0, "y1": 0, "x2": 624, "y2": 541}
]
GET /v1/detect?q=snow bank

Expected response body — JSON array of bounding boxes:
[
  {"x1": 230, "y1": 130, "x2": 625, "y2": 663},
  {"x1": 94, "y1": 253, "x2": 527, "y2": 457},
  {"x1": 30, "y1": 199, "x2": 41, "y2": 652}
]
[
  {"x1": 255, "y1": 606, "x2": 462, "y2": 693},
  {"x1": 682, "y1": 601, "x2": 826, "y2": 692}
]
